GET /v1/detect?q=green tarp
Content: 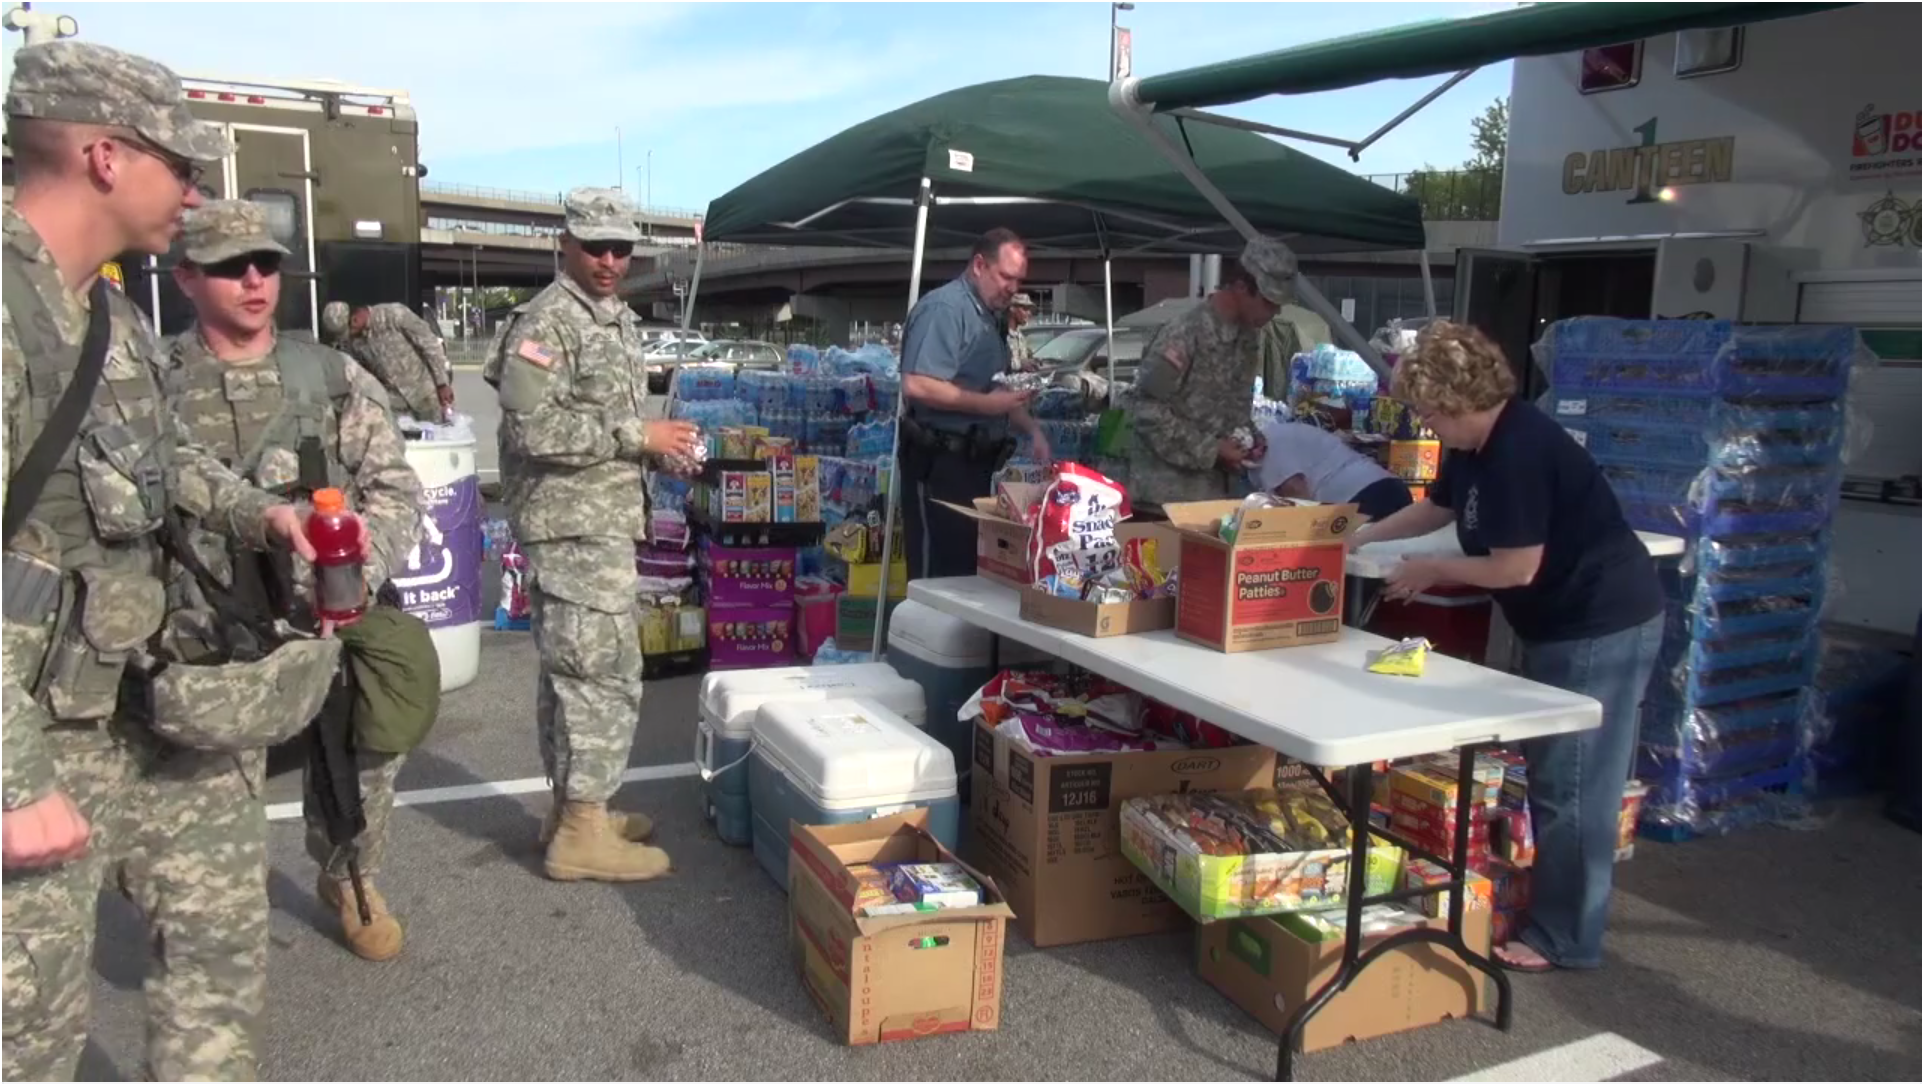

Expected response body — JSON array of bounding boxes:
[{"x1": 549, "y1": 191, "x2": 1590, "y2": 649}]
[
  {"x1": 700, "y1": 75, "x2": 1424, "y2": 254},
  {"x1": 1132, "y1": 2, "x2": 1854, "y2": 111}
]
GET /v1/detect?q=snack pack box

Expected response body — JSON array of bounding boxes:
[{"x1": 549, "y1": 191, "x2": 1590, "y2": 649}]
[
  {"x1": 1402, "y1": 860, "x2": 1493, "y2": 919},
  {"x1": 886, "y1": 863, "x2": 983, "y2": 909},
  {"x1": 709, "y1": 605, "x2": 796, "y2": 669}
]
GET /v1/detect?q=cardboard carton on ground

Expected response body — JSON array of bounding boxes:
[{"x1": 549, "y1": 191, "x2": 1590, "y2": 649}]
[
  {"x1": 788, "y1": 811, "x2": 1014, "y2": 1046},
  {"x1": 967, "y1": 717, "x2": 1277, "y2": 947},
  {"x1": 1016, "y1": 521, "x2": 1180, "y2": 637},
  {"x1": 1163, "y1": 500, "x2": 1357, "y2": 653},
  {"x1": 1196, "y1": 903, "x2": 1492, "y2": 1052}
]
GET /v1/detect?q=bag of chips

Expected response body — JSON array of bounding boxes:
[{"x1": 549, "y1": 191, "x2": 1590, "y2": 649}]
[{"x1": 1028, "y1": 462, "x2": 1132, "y2": 597}]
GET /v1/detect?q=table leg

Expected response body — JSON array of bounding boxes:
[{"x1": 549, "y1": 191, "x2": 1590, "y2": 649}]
[
  {"x1": 988, "y1": 631, "x2": 1001, "y2": 673},
  {"x1": 1275, "y1": 748, "x2": 1513, "y2": 1081},
  {"x1": 1343, "y1": 575, "x2": 1382, "y2": 629}
]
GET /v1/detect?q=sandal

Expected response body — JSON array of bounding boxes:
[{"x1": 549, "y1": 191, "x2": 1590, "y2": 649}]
[{"x1": 1494, "y1": 944, "x2": 1557, "y2": 973}]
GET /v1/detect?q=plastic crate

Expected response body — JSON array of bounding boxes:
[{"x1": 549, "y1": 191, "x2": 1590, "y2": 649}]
[
  {"x1": 1672, "y1": 587, "x2": 1824, "y2": 641},
  {"x1": 1610, "y1": 460, "x2": 1842, "y2": 537},
  {"x1": 1556, "y1": 407, "x2": 1846, "y2": 471},
  {"x1": 1660, "y1": 618, "x2": 1815, "y2": 673},
  {"x1": 1642, "y1": 687, "x2": 1811, "y2": 741},
  {"x1": 1543, "y1": 319, "x2": 1856, "y2": 401},
  {"x1": 1661, "y1": 650, "x2": 1818, "y2": 708},
  {"x1": 1690, "y1": 532, "x2": 1829, "y2": 576},
  {"x1": 1636, "y1": 756, "x2": 1808, "y2": 842},
  {"x1": 1637, "y1": 722, "x2": 1802, "y2": 778}
]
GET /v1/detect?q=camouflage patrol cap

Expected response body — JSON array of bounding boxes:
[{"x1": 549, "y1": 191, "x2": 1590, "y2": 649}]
[
  {"x1": 181, "y1": 199, "x2": 291, "y2": 265},
  {"x1": 5, "y1": 40, "x2": 233, "y2": 163},
  {"x1": 320, "y1": 301, "x2": 351, "y2": 339},
  {"x1": 144, "y1": 637, "x2": 343, "y2": 753},
  {"x1": 564, "y1": 186, "x2": 642, "y2": 243},
  {"x1": 1239, "y1": 237, "x2": 1300, "y2": 307},
  {"x1": 1009, "y1": 292, "x2": 1037, "y2": 311}
]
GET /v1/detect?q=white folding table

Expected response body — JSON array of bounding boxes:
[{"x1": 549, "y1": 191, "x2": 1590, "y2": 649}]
[{"x1": 906, "y1": 575, "x2": 1608, "y2": 1071}]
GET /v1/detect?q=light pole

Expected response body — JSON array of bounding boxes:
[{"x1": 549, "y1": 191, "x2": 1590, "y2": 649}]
[
  {"x1": 1109, "y1": 2, "x2": 1134, "y2": 79},
  {"x1": 615, "y1": 125, "x2": 623, "y2": 188},
  {"x1": 646, "y1": 149, "x2": 653, "y2": 241}
]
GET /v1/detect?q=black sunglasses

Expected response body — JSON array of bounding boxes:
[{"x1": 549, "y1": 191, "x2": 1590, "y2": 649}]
[
  {"x1": 578, "y1": 240, "x2": 635, "y2": 260},
  {"x1": 112, "y1": 132, "x2": 205, "y2": 190},
  {"x1": 200, "y1": 251, "x2": 284, "y2": 279}
]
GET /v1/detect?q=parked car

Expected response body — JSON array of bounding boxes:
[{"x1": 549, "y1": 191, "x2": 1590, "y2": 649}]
[
  {"x1": 1030, "y1": 325, "x2": 1149, "y2": 389},
  {"x1": 657, "y1": 338, "x2": 785, "y2": 393}
]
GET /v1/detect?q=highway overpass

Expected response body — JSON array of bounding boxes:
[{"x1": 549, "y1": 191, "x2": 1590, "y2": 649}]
[{"x1": 421, "y1": 182, "x2": 702, "y2": 290}]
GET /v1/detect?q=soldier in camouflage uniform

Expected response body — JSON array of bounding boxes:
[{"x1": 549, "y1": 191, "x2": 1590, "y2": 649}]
[
  {"x1": 143, "y1": 200, "x2": 426, "y2": 963},
  {"x1": 1, "y1": 41, "x2": 351, "y2": 1081},
  {"x1": 322, "y1": 299, "x2": 454, "y2": 423},
  {"x1": 1006, "y1": 292, "x2": 1037, "y2": 372},
  {"x1": 1124, "y1": 238, "x2": 1296, "y2": 507},
  {"x1": 483, "y1": 187, "x2": 700, "y2": 882}
]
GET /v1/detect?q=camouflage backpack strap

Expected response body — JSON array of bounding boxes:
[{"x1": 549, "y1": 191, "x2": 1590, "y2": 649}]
[
  {"x1": 232, "y1": 335, "x2": 353, "y2": 488},
  {"x1": 3, "y1": 252, "x2": 113, "y2": 546}
]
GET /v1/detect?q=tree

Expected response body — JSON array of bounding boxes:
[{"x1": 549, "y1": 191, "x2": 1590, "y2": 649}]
[{"x1": 1403, "y1": 97, "x2": 1508, "y2": 221}]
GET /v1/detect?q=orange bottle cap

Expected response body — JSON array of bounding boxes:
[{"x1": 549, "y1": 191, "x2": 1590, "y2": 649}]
[{"x1": 312, "y1": 488, "x2": 346, "y2": 514}]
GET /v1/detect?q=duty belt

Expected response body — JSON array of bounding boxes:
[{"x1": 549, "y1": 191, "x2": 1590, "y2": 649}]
[{"x1": 901, "y1": 415, "x2": 1014, "y2": 465}]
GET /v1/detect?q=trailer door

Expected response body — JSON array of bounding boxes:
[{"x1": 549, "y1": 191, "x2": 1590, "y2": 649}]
[
  {"x1": 225, "y1": 124, "x2": 320, "y2": 337},
  {"x1": 1453, "y1": 248, "x2": 1544, "y2": 397}
]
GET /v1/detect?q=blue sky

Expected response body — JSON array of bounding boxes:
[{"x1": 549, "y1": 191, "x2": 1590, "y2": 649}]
[{"x1": 4, "y1": 2, "x2": 1515, "y2": 213}]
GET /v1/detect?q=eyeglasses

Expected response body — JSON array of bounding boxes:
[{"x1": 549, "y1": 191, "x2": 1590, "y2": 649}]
[
  {"x1": 111, "y1": 132, "x2": 205, "y2": 191},
  {"x1": 578, "y1": 240, "x2": 635, "y2": 260},
  {"x1": 200, "y1": 251, "x2": 283, "y2": 279}
]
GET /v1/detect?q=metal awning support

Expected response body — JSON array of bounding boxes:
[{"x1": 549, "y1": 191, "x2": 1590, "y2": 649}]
[
  {"x1": 1109, "y1": 81, "x2": 1391, "y2": 379},
  {"x1": 678, "y1": 242, "x2": 705, "y2": 331},
  {"x1": 1164, "y1": 66, "x2": 1477, "y2": 162}
]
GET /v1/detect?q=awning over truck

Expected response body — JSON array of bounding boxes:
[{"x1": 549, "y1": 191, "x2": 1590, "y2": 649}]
[{"x1": 1127, "y1": 2, "x2": 1856, "y2": 112}]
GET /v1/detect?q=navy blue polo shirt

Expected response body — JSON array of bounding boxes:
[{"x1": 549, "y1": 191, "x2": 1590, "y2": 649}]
[
  {"x1": 900, "y1": 274, "x2": 1010, "y2": 437},
  {"x1": 1429, "y1": 399, "x2": 1664, "y2": 644}
]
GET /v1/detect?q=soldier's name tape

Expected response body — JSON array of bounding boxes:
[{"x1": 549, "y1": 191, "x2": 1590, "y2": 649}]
[{"x1": 263, "y1": 761, "x2": 702, "y2": 821}]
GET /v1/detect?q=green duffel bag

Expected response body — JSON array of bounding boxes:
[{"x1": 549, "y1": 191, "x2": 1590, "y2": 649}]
[{"x1": 333, "y1": 604, "x2": 442, "y2": 754}]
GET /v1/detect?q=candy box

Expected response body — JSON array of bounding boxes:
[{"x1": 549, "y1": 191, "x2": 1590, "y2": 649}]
[
  {"x1": 1402, "y1": 859, "x2": 1493, "y2": 919},
  {"x1": 1163, "y1": 499, "x2": 1355, "y2": 653},
  {"x1": 885, "y1": 863, "x2": 983, "y2": 909},
  {"x1": 708, "y1": 605, "x2": 796, "y2": 670},
  {"x1": 1388, "y1": 439, "x2": 1441, "y2": 482}
]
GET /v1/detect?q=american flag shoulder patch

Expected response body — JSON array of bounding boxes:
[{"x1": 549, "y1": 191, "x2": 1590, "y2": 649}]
[
  {"x1": 1161, "y1": 346, "x2": 1188, "y2": 372},
  {"x1": 516, "y1": 340, "x2": 555, "y2": 368}
]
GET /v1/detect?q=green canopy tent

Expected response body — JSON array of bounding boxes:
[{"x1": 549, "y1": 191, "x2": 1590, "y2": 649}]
[
  {"x1": 680, "y1": 74, "x2": 1426, "y2": 657},
  {"x1": 1107, "y1": 1, "x2": 1856, "y2": 380}
]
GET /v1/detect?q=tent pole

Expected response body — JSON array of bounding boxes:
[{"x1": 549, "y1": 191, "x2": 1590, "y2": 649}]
[
  {"x1": 1419, "y1": 249, "x2": 1439, "y2": 318},
  {"x1": 872, "y1": 175, "x2": 934, "y2": 662},
  {"x1": 680, "y1": 243, "x2": 705, "y2": 331},
  {"x1": 1107, "y1": 83, "x2": 1391, "y2": 380},
  {"x1": 1103, "y1": 257, "x2": 1117, "y2": 400}
]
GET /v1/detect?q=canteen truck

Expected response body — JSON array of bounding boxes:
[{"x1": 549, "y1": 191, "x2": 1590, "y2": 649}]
[{"x1": 1457, "y1": 2, "x2": 1919, "y2": 635}]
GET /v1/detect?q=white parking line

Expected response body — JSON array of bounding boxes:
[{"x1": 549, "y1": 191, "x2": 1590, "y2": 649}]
[
  {"x1": 264, "y1": 761, "x2": 702, "y2": 821},
  {"x1": 1449, "y1": 1032, "x2": 1665, "y2": 1082}
]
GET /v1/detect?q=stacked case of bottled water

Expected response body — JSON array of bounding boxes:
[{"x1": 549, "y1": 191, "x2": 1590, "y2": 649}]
[{"x1": 1537, "y1": 318, "x2": 1866, "y2": 840}]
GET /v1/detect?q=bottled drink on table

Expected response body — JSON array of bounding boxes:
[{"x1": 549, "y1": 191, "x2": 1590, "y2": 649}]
[{"x1": 307, "y1": 487, "x2": 367, "y2": 625}]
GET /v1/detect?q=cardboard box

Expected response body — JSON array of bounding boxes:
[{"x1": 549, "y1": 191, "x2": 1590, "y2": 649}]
[
  {"x1": 638, "y1": 603, "x2": 705, "y2": 656},
  {"x1": 788, "y1": 811, "x2": 1014, "y2": 1046},
  {"x1": 771, "y1": 453, "x2": 798, "y2": 524},
  {"x1": 1012, "y1": 519, "x2": 1180, "y2": 637},
  {"x1": 1402, "y1": 860, "x2": 1493, "y2": 919},
  {"x1": 746, "y1": 473, "x2": 773, "y2": 522},
  {"x1": 1197, "y1": 904, "x2": 1490, "y2": 1052},
  {"x1": 794, "y1": 455, "x2": 823, "y2": 523},
  {"x1": 708, "y1": 604, "x2": 795, "y2": 669},
  {"x1": 701, "y1": 538, "x2": 798, "y2": 607},
  {"x1": 1119, "y1": 793, "x2": 1403, "y2": 922},
  {"x1": 1164, "y1": 500, "x2": 1355, "y2": 653},
  {"x1": 932, "y1": 485, "x2": 1042, "y2": 588},
  {"x1": 968, "y1": 718, "x2": 1277, "y2": 947},
  {"x1": 843, "y1": 558, "x2": 908, "y2": 601},
  {"x1": 1388, "y1": 439, "x2": 1441, "y2": 482}
]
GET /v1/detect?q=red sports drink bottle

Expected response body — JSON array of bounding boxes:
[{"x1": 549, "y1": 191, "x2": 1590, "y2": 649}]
[{"x1": 306, "y1": 487, "x2": 367, "y2": 624}]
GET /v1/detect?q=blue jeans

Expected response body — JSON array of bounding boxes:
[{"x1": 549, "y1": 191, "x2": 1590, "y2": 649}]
[{"x1": 1517, "y1": 613, "x2": 1664, "y2": 969}]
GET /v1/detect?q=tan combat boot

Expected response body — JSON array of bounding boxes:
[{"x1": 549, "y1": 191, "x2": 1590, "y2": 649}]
[
  {"x1": 317, "y1": 873, "x2": 404, "y2": 962},
  {"x1": 539, "y1": 800, "x2": 654, "y2": 846},
  {"x1": 543, "y1": 800, "x2": 672, "y2": 882}
]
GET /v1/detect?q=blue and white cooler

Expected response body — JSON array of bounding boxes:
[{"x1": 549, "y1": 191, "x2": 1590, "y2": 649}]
[
  {"x1": 695, "y1": 664, "x2": 927, "y2": 846},
  {"x1": 748, "y1": 697, "x2": 960, "y2": 890},
  {"x1": 884, "y1": 599, "x2": 1052, "y2": 795}
]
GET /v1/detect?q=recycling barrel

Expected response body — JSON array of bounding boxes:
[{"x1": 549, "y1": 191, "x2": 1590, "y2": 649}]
[{"x1": 395, "y1": 415, "x2": 484, "y2": 692}]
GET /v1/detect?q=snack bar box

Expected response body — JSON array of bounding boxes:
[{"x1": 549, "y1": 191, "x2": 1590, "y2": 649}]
[
  {"x1": 749, "y1": 697, "x2": 960, "y2": 890},
  {"x1": 885, "y1": 598, "x2": 1051, "y2": 800},
  {"x1": 696, "y1": 665, "x2": 928, "y2": 847}
]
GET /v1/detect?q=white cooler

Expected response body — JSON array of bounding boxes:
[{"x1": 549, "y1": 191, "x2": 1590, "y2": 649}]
[
  {"x1": 885, "y1": 599, "x2": 1052, "y2": 795},
  {"x1": 695, "y1": 664, "x2": 927, "y2": 846},
  {"x1": 747, "y1": 697, "x2": 960, "y2": 891}
]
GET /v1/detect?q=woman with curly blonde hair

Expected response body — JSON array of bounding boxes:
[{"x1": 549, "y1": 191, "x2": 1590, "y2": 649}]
[{"x1": 1353, "y1": 321, "x2": 1664, "y2": 974}]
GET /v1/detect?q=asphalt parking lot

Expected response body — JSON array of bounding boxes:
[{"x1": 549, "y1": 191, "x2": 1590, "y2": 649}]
[{"x1": 73, "y1": 614, "x2": 1922, "y2": 1081}]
